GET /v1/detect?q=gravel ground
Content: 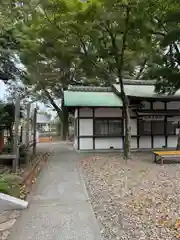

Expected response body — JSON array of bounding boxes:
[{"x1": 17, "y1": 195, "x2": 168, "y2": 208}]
[{"x1": 80, "y1": 153, "x2": 180, "y2": 240}]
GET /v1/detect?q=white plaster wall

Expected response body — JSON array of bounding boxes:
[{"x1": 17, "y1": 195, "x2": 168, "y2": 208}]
[
  {"x1": 74, "y1": 109, "x2": 78, "y2": 118},
  {"x1": 79, "y1": 108, "x2": 93, "y2": 117},
  {"x1": 95, "y1": 138, "x2": 123, "y2": 149},
  {"x1": 129, "y1": 108, "x2": 136, "y2": 117},
  {"x1": 139, "y1": 136, "x2": 151, "y2": 148},
  {"x1": 131, "y1": 138, "x2": 137, "y2": 149},
  {"x1": 167, "y1": 102, "x2": 180, "y2": 109},
  {"x1": 80, "y1": 138, "x2": 93, "y2": 150},
  {"x1": 79, "y1": 119, "x2": 93, "y2": 136},
  {"x1": 153, "y1": 136, "x2": 165, "y2": 148},
  {"x1": 131, "y1": 119, "x2": 137, "y2": 135},
  {"x1": 153, "y1": 101, "x2": 165, "y2": 109},
  {"x1": 74, "y1": 138, "x2": 78, "y2": 149},
  {"x1": 167, "y1": 136, "x2": 178, "y2": 148},
  {"x1": 95, "y1": 108, "x2": 122, "y2": 117}
]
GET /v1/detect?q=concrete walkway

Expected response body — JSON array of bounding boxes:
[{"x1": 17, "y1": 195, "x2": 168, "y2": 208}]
[{"x1": 8, "y1": 142, "x2": 102, "y2": 240}]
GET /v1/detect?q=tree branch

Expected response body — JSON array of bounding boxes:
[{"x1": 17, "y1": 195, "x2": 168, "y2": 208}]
[
  {"x1": 79, "y1": 36, "x2": 88, "y2": 57},
  {"x1": 42, "y1": 9, "x2": 68, "y2": 38},
  {"x1": 150, "y1": 30, "x2": 166, "y2": 36},
  {"x1": 77, "y1": 34, "x2": 113, "y2": 81},
  {"x1": 173, "y1": 43, "x2": 180, "y2": 55},
  {"x1": 39, "y1": 81, "x2": 63, "y2": 119},
  {"x1": 135, "y1": 59, "x2": 148, "y2": 79},
  {"x1": 118, "y1": 7, "x2": 130, "y2": 82},
  {"x1": 106, "y1": 5, "x2": 130, "y2": 96},
  {"x1": 43, "y1": 88, "x2": 62, "y2": 118}
]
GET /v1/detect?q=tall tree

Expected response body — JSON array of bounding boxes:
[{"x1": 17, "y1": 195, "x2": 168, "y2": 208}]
[
  {"x1": 145, "y1": 6, "x2": 180, "y2": 149},
  {"x1": 15, "y1": 0, "x2": 179, "y2": 155},
  {"x1": 0, "y1": 0, "x2": 25, "y2": 83},
  {"x1": 63, "y1": 0, "x2": 166, "y2": 159},
  {"x1": 15, "y1": 0, "x2": 104, "y2": 139}
]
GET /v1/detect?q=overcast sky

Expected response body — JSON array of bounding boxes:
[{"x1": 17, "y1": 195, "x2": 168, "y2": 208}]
[
  {"x1": 0, "y1": 81, "x2": 6, "y2": 100},
  {"x1": 0, "y1": 80, "x2": 59, "y2": 119}
]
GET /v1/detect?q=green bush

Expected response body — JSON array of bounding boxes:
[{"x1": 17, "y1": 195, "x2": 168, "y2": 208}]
[{"x1": 0, "y1": 180, "x2": 10, "y2": 194}]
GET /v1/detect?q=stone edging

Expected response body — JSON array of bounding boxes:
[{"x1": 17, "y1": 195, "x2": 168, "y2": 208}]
[
  {"x1": 0, "y1": 151, "x2": 51, "y2": 240},
  {"x1": 22, "y1": 152, "x2": 49, "y2": 196}
]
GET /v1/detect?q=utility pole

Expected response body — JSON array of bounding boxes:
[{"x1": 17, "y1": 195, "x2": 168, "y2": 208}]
[{"x1": 13, "y1": 96, "x2": 21, "y2": 173}]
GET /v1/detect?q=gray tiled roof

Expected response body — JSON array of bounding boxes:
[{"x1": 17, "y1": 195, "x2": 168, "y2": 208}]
[
  {"x1": 68, "y1": 85, "x2": 111, "y2": 92},
  {"x1": 64, "y1": 79, "x2": 180, "y2": 107},
  {"x1": 122, "y1": 79, "x2": 156, "y2": 85},
  {"x1": 68, "y1": 80, "x2": 156, "y2": 92}
]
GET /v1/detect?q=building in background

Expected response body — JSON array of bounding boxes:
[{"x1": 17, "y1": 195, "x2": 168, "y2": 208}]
[
  {"x1": 36, "y1": 112, "x2": 52, "y2": 132},
  {"x1": 64, "y1": 80, "x2": 180, "y2": 151}
]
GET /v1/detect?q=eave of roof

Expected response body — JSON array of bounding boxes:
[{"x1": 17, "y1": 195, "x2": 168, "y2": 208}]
[{"x1": 64, "y1": 90, "x2": 122, "y2": 107}]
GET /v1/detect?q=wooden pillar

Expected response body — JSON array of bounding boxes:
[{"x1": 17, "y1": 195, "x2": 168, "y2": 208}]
[
  {"x1": 164, "y1": 102, "x2": 168, "y2": 148},
  {"x1": 33, "y1": 108, "x2": 37, "y2": 155},
  {"x1": 13, "y1": 96, "x2": 20, "y2": 173},
  {"x1": 20, "y1": 126, "x2": 23, "y2": 143},
  {"x1": 25, "y1": 103, "x2": 31, "y2": 149},
  {"x1": 93, "y1": 108, "x2": 95, "y2": 150},
  {"x1": 77, "y1": 108, "x2": 80, "y2": 150},
  {"x1": 150, "y1": 102, "x2": 154, "y2": 149}
]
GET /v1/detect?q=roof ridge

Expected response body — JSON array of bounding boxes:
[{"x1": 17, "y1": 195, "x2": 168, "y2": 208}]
[
  {"x1": 68, "y1": 80, "x2": 156, "y2": 92},
  {"x1": 68, "y1": 85, "x2": 112, "y2": 92},
  {"x1": 122, "y1": 79, "x2": 156, "y2": 85}
]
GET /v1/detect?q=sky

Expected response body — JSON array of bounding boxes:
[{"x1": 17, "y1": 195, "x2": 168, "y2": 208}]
[
  {"x1": 0, "y1": 81, "x2": 6, "y2": 100},
  {"x1": 0, "y1": 80, "x2": 58, "y2": 119}
]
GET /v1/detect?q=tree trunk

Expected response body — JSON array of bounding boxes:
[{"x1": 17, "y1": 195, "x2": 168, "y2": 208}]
[
  {"x1": 56, "y1": 120, "x2": 61, "y2": 136},
  {"x1": 60, "y1": 105, "x2": 69, "y2": 141},
  {"x1": 123, "y1": 104, "x2": 131, "y2": 159},
  {"x1": 113, "y1": 86, "x2": 131, "y2": 160},
  {"x1": 122, "y1": 96, "x2": 131, "y2": 160},
  {"x1": 9, "y1": 125, "x2": 13, "y2": 144},
  {"x1": 176, "y1": 123, "x2": 180, "y2": 150}
]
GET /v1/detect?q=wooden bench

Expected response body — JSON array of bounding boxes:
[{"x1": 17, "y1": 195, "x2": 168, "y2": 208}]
[{"x1": 153, "y1": 150, "x2": 180, "y2": 164}]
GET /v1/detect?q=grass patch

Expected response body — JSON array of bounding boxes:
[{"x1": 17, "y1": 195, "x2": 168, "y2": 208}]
[
  {"x1": 0, "y1": 180, "x2": 10, "y2": 194},
  {"x1": 0, "y1": 174, "x2": 24, "y2": 198}
]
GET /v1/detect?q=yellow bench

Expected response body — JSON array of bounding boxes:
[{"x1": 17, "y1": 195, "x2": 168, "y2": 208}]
[{"x1": 153, "y1": 150, "x2": 180, "y2": 164}]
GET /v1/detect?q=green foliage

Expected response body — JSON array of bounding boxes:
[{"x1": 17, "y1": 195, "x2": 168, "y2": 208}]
[
  {"x1": 18, "y1": 0, "x2": 160, "y2": 87},
  {"x1": 0, "y1": 173, "x2": 23, "y2": 198},
  {"x1": 0, "y1": 103, "x2": 23, "y2": 133},
  {"x1": 0, "y1": 0, "x2": 179, "y2": 95},
  {"x1": 0, "y1": 1, "x2": 26, "y2": 83},
  {"x1": 0, "y1": 179, "x2": 10, "y2": 194},
  {"x1": 143, "y1": 6, "x2": 180, "y2": 93}
]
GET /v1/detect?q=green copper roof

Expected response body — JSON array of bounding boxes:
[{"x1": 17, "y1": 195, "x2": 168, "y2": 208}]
[
  {"x1": 64, "y1": 91, "x2": 122, "y2": 107},
  {"x1": 64, "y1": 80, "x2": 180, "y2": 108}
]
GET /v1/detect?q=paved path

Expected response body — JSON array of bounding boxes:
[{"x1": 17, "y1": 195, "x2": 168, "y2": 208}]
[{"x1": 8, "y1": 142, "x2": 101, "y2": 240}]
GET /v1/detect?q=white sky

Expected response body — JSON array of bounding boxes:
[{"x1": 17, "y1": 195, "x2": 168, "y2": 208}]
[
  {"x1": 0, "y1": 80, "x2": 58, "y2": 119},
  {"x1": 0, "y1": 81, "x2": 6, "y2": 100}
]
